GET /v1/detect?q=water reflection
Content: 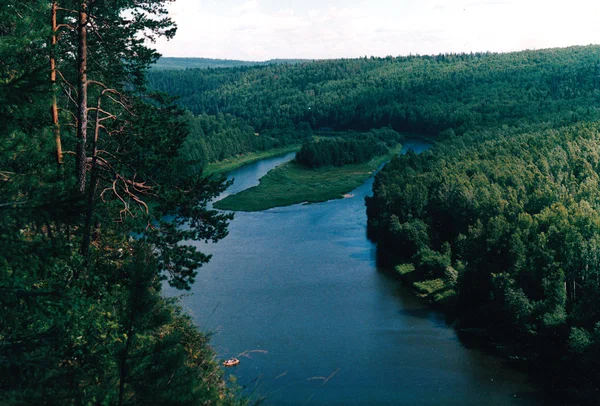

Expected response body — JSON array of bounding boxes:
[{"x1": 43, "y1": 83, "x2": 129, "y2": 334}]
[{"x1": 168, "y1": 139, "x2": 540, "y2": 405}]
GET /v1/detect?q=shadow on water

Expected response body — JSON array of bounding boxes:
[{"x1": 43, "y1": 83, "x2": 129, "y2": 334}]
[
  {"x1": 396, "y1": 306, "x2": 447, "y2": 322},
  {"x1": 169, "y1": 139, "x2": 546, "y2": 405}
]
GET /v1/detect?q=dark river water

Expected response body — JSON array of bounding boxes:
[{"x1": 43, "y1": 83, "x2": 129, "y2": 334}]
[{"x1": 170, "y1": 139, "x2": 540, "y2": 405}]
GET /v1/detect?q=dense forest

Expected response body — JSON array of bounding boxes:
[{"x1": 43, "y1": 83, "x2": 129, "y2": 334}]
[
  {"x1": 0, "y1": 1, "x2": 238, "y2": 404},
  {"x1": 296, "y1": 127, "x2": 402, "y2": 168},
  {"x1": 181, "y1": 112, "x2": 312, "y2": 172},
  {"x1": 149, "y1": 46, "x2": 600, "y2": 174},
  {"x1": 148, "y1": 45, "x2": 600, "y2": 136},
  {"x1": 148, "y1": 45, "x2": 600, "y2": 402},
  {"x1": 153, "y1": 57, "x2": 312, "y2": 71},
  {"x1": 366, "y1": 124, "x2": 600, "y2": 403},
  {"x1": 5, "y1": 0, "x2": 600, "y2": 401}
]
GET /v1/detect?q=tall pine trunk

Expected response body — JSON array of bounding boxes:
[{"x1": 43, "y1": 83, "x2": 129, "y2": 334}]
[
  {"x1": 81, "y1": 96, "x2": 102, "y2": 256},
  {"x1": 50, "y1": 2, "x2": 63, "y2": 165},
  {"x1": 75, "y1": 1, "x2": 88, "y2": 193}
]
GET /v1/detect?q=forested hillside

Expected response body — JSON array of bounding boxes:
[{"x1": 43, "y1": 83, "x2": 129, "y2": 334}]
[
  {"x1": 153, "y1": 57, "x2": 311, "y2": 70},
  {"x1": 148, "y1": 45, "x2": 600, "y2": 135},
  {"x1": 150, "y1": 46, "x2": 600, "y2": 402},
  {"x1": 1, "y1": 1, "x2": 237, "y2": 404},
  {"x1": 5, "y1": 1, "x2": 600, "y2": 400},
  {"x1": 181, "y1": 112, "x2": 311, "y2": 172},
  {"x1": 367, "y1": 123, "x2": 600, "y2": 403}
]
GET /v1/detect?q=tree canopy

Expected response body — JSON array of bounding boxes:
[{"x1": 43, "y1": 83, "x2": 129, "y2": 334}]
[
  {"x1": 296, "y1": 128, "x2": 402, "y2": 168},
  {"x1": 367, "y1": 122, "x2": 600, "y2": 404},
  {"x1": 0, "y1": 1, "x2": 237, "y2": 403},
  {"x1": 149, "y1": 46, "x2": 600, "y2": 136}
]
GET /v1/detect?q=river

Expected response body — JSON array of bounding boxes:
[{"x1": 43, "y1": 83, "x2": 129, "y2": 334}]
[{"x1": 169, "y1": 139, "x2": 540, "y2": 405}]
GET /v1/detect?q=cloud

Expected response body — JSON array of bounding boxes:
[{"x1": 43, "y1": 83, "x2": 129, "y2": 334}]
[
  {"x1": 234, "y1": 0, "x2": 259, "y2": 13},
  {"x1": 155, "y1": 0, "x2": 600, "y2": 60}
]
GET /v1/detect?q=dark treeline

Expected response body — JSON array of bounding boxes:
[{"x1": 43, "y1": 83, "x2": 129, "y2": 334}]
[
  {"x1": 367, "y1": 123, "x2": 600, "y2": 403},
  {"x1": 149, "y1": 45, "x2": 600, "y2": 400},
  {"x1": 183, "y1": 112, "x2": 264, "y2": 171},
  {"x1": 182, "y1": 112, "x2": 312, "y2": 172},
  {"x1": 153, "y1": 57, "x2": 312, "y2": 71},
  {"x1": 148, "y1": 46, "x2": 600, "y2": 136},
  {"x1": 1, "y1": 1, "x2": 238, "y2": 404},
  {"x1": 296, "y1": 127, "x2": 402, "y2": 168}
]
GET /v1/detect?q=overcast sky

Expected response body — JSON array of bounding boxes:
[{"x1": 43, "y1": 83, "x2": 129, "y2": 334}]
[{"x1": 154, "y1": 0, "x2": 600, "y2": 60}]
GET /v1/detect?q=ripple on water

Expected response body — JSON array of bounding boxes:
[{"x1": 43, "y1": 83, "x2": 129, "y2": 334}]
[{"x1": 167, "y1": 139, "x2": 541, "y2": 405}]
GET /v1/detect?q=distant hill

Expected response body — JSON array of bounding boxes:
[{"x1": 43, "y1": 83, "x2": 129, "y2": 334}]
[
  {"x1": 148, "y1": 45, "x2": 600, "y2": 134},
  {"x1": 152, "y1": 57, "x2": 313, "y2": 71}
]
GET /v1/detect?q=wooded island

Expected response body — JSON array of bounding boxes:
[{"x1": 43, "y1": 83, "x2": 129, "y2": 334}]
[
  {"x1": 3, "y1": 0, "x2": 600, "y2": 402},
  {"x1": 150, "y1": 45, "x2": 600, "y2": 403}
]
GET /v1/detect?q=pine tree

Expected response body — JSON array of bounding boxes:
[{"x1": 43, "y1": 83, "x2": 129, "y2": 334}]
[{"x1": 1, "y1": 1, "x2": 236, "y2": 403}]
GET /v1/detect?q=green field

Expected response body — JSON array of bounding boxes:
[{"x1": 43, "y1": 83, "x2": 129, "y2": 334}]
[
  {"x1": 203, "y1": 145, "x2": 301, "y2": 177},
  {"x1": 213, "y1": 144, "x2": 403, "y2": 211}
]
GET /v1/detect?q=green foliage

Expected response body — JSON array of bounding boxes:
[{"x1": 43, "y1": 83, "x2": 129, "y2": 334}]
[
  {"x1": 180, "y1": 112, "x2": 308, "y2": 174},
  {"x1": 296, "y1": 128, "x2": 401, "y2": 168},
  {"x1": 152, "y1": 57, "x2": 312, "y2": 71},
  {"x1": 367, "y1": 122, "x2": 600, "y2": 402},
  {"x1": 204, "y1": 145, "x2": 301, "y2": 177},
  {"x1": 394, "y1": 264, "x2": 416, "y2": 277},
  {"x1": 0, "y1": 1, "x2": 235, "y2": 404},
  {"x1": 569, "y1": 326, "x2": 593, "y2": 354},
  {"x1": 149, "y1": 45, "x2": 600, "y2": 176},
  {"x1": 214, "y1": 144, "x2": 403, "y2": 212},
  {"x1": 414, "y1": 244, "x2": 452, "y2": 280},
  {"x1": 148, "y1": 46, "x2": 600, "y2": 135}
]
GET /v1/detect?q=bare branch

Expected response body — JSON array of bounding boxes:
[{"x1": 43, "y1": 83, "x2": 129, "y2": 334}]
[
  {"x1": 60, "y1": 108, "x2": 79, "y2": 124},
  {"x1": 86, "y1": 82, "x2": 135, "y2": 116},
  {"x1": 87, "y1": 18, "x2": 105, "y2": 43},
  {"x1": 100, "y1": 180, "x2": 132, "y2": 221},
  {"x1": 56, "y1": 23, "x2": 75, "y2": 31},
  {"x1": 95, "y1": 159, "x2": 154, "y2": 217},
  {"x1": 87, "y1": 80, "x2": 116, "y2": 91},
  {"x1": 87, "y1": 107, "x2": 117, "y2": 122},
  {"x1": 0, "y1": 201, "x2": 33, "y2": 209},
  {"x1": 119, "y1": 176, "x2": 149, "y2": 213},
  {"x1": 95, "y1": 156, "x2": 116, "y2": 172},
  {"x1": 106, "y1": 94, "x2": 135, "y2": 116},
  {"x1": 60, "y1": 83, "x2": 79, "y2": 107},
  {"x1": 55, "y1": 69, "x2": 77, "y2": 92},
  {"x1": 56, "y1": 7, "x2": 79, "y2": 14},
  {"x1": 0, "y1": 171, "x2": 15, "y2": 182}
]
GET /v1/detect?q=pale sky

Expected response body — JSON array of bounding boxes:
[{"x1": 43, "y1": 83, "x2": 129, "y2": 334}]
[{"x1": 154, "y1": 0, "x2": 600, "y2": 60}]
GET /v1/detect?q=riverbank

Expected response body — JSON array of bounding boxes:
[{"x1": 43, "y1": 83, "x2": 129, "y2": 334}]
[
  {"x1": 366, "y1": 126, "x2": 600, "y2": 405},
  {"x1": 390, "y1": 260, "x2": 564, "y2": 405},
  {"x1": 178, "y1": 138, "x2": 539, "y2": 405},
  {"x1": 392, "y1": 264, "x2": 457, "y2": 310},
  {"x1": 204, "y1": 145, "x2": 301, "y2": 177},
  {"x1": 213, "y1": 143, "x2": 404, "y2": 211}
]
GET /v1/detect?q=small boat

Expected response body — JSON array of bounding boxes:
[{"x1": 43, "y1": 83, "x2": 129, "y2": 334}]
[{"x1": 222, "y1": 358, "x2": 240, "y2": 367}]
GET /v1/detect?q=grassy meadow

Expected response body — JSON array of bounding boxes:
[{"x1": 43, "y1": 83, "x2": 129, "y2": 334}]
[
  {"x1": 203, "y1": 145, "x2": 301, "y2": 177},
  {"x1": 213, "y1": 144, "x2": 403, "y2": 211}
]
